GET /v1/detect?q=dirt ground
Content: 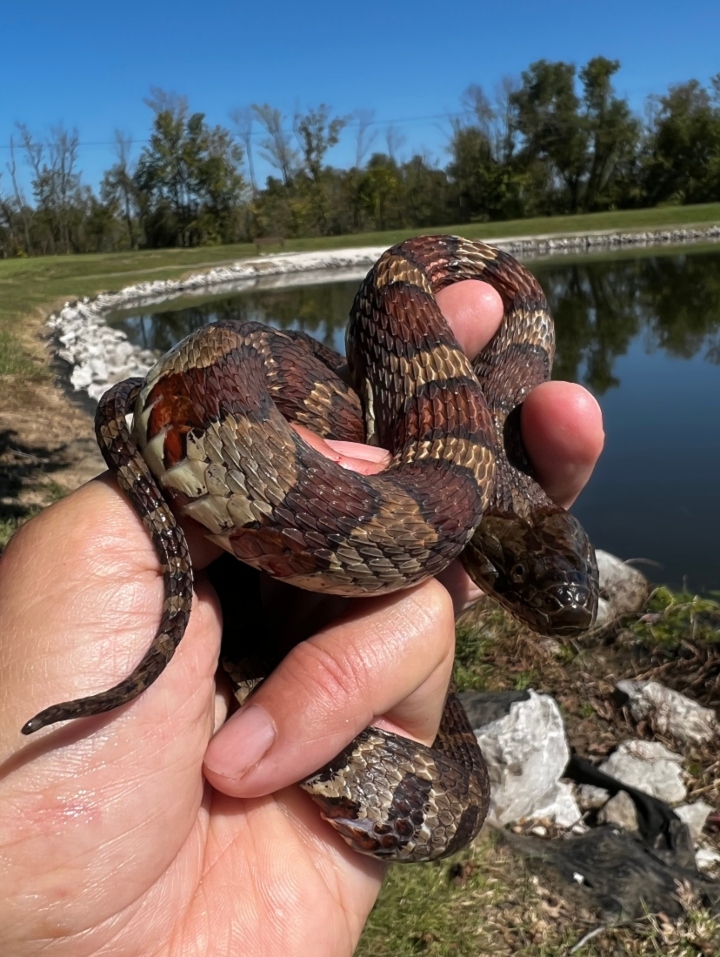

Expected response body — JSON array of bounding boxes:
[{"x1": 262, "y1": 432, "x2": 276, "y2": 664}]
[
  {"x1": 0, "y1": 299, "x2": 110, "y2": 535},
  {"x1": 0, "y1": 377, "x2": 105, "y2": 529}
]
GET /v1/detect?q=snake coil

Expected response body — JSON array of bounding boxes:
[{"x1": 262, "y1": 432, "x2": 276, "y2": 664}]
[{"x1": 23, "y1": 235, "x2": 598, "y2": 862}]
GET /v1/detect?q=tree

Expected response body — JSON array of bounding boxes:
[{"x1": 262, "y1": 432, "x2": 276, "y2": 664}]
[
  {"x1": 293, "y1": 104, "x2": 346, "y2": 183},
  {"x1": 579, "y1": 57, "x2": 640, "y2": 210},
  {"x1": 400, "y1": 153, "x2": 448, "y2": 227},
  {"x1": 291, "y1": 104, "x2": 347, "y2": 233},
  {"x1": 101, "y1": 132, "x2": 139, "y2": 248},
  {"x1": 352, "y1": 108, "x2": 377, "y2": 168},
  {"x1": 2, "y1": 137, "x2": 33, "y2": 254},
  {"x1": 357, "y1": 153, "x2": 403, "y2": 230},
  {"x1": 447, "y1": 124, "x2": 517, "y2": 221},
  {"x1": 510, "y1": 60, "x2": 588, "y2": 212},
  {"x1": 134, "y1": 89, "x2": 246, "y2": 247},
  {"x1": 385, "y1": 124, "x2": 406, "y2": 162},
  {"x1": 508, "y1": 58, "x2": 640, "y2": 213},
  {"x1": 229, "y1": 106, "x2": 258, "y2": 195},
  {"x1": 18, "y1": 123, "x2": 84, "y2": 253},
  {"x1": 251, "y1": 103, "x2": 298, "y2": 187},
  {"x1": 641, "y1": 79, "x2": 720, "y2": 204}
]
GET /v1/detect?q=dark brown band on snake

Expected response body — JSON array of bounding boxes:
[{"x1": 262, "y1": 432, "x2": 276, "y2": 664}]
[{"x1": 22, "y1": 235, "x2": 598, "y2": 862}]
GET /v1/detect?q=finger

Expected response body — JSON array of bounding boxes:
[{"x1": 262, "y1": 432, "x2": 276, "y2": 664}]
[
  {"x1": 291, "y1": 424, "x2": 390, "y2": 475},
  {"x1": 436, "y1": 560, "x2": 483, "y2": 614},
  {"x1": 203, "y1": 579, "x2": 455, "y2": 798},
  {"x1": 285, "y1": 281, "x2": 504, "y2": 469},
  {"x1": 435, "y1": 280, "x2": 504, "y2": 356},
  {"x1": 435, "y1": 280, "x2": 605, "y2": 508},
  {"x1": 522, "y1": 381, "x2": 605, "y2": 508}
]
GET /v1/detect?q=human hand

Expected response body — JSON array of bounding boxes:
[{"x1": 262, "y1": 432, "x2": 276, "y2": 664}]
[{"x1": 0, "y1": 280, "x2": 603, "y2": 957}]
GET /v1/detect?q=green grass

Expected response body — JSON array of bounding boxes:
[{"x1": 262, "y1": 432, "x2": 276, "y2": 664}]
[
  {"x1": 629, "y1": 587, "x2": 720, "y2": 649},
  {"x1": 358, "y1": 834, "x2": 720, "y2": 955}
]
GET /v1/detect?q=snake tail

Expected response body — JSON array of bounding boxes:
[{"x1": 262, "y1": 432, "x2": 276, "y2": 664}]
[{"x1": 21, "y1": 379, "x2": 194, "y2": 735}]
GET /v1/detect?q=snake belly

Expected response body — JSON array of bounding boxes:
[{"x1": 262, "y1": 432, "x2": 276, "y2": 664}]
[{"x1": 22, "y1": 235, "x2": 599, "y2": 863}]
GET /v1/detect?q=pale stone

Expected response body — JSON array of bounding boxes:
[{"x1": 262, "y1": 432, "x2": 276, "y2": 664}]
[
  {"x1": 675, "y1": 801, "x2": 714, "y2": 842},
  {"x1": 616, "y1": 680, "x2": 718, "y2": 745},
  {"x1": 593, "y1": 550, "x2": 651, "y2": 626},
  {"x1": 577, "y1": 784, "x2": 610, "y2": 810},
  {"x1": 600, "y1": 740, "x2": 686, "y2": 804},
  {"x1": 598, "y1": 791, "x2": 639, "y2": 832},
  {"x1": 695, "y1": 846, "x2": 720, "y2": 872},
  {"x1": 472, "y1": 690, "x2": 581, "y2": 828}
]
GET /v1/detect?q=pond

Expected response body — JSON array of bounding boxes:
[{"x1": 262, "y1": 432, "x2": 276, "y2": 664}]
[{"x1": 108, "y1": 246, "x2": 720, "y2": 594}]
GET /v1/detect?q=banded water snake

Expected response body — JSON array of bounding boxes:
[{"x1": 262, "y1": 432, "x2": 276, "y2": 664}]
[{"x1": 22, "y1": 235, "x2": 599, "y2": 862}]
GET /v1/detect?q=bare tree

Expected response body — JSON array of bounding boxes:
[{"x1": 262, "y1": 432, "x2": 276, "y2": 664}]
[
  {"x1": 17, "y1": 124, "x2": 53, "y2": 252},
  {"x1": 384, "y1": 124, "x2": 406, "y2": 161},
  {"x1": 494, "y1": 75, "x2": 519, "y2": 163},
  {"x1": 293, "y1": 104, "x2": 347, "y2": 182},
  {"x1": 17, "y1": 123, "x2": 81, "y2": 254},
  {"x1": 50, "y1": 125, "x2": 81, "y2": 253},
  {"x1": 101, "y1": 131, "x2": 138, "y2": 248},
  {"x1": 0, "y1": 175, "x2": 16, "y2": 256},
  {"x1": 251, "y1": 103, "x2": 298, "y2": 186},
  {"x1": 230, "y1": 106, "x2": 258, "y2": 194},
  {"x1": 5, "y1": 136, "x2": 32, "y2": 253},
  {"x1": 352, "y1": 108, "x2": 377, "y2": 168},
  {"x1": 144, "y1": 86, "x2": 189, "y2": 119},
  {"x1": 461, "y1": 84, "x2": 495, "y2": 139}
]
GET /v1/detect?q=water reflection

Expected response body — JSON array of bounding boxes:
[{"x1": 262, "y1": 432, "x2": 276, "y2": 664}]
[
  {"x1": 536, "y1": 250, "x2": 720, "y2": 393},
  {"x1": 108, "y1": 248, "x2": 720, "y2": 592},
  {"x1": 114, "y1": 281, "x2": 357, "y2": 357}
]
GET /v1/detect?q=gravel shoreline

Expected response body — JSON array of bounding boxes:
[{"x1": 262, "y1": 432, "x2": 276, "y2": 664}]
[{"x1": 49, "y1": 224, "x2": 720, "y2": 403}]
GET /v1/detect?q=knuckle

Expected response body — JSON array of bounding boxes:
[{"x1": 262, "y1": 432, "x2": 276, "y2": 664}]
[
  {"x1": 405, "y1": 580, "x2": 455, "y2": 649},
  {"x1": 283, "y1": 637, "x2": 371, "y2": 716}
]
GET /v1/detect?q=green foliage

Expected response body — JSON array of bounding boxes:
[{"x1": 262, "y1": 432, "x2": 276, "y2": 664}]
[
  {"x1": 642, "y1": 77, "x2": 720, "y2": 205},
  {"x1": 4, "y1": 61, "x2": 720, "y2": 258},
  {"x1": 357, "y1": 840, "x2": 507, "y2": 957},
  {"x1": 629, "y1": 587, "x2": 720, "y2": 649},
  {"x1": 133, "y1": 90, "x2": 246, "y2": 248}
]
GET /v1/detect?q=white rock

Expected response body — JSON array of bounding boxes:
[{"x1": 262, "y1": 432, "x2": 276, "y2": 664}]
[
  {"x1": 675, "y1": 801, "x2": 714, "y2": 842},
  {"x1": 533, "y1": 781, "x2": 583, "y2": 828},
  {"x1": 473, "y1": 690, "x2": 581, "y2": 827},
  {"x1": 598, "y1": 790, "x2": 639, "y2": 831},
  {"x1": 616, "y1": 680, "x2": 718, "y2": 745},
  {"x1": 695, "y1": 845, "x2": 720, "y2": 871},
  {"x1": 577, "y1": 784, "x2": 610, "y2": 810},
  {"x1": 600, "y1": 740, "x2": 686, "y2": 804},
  {"x1": 594, "y1": 550, "x2": 650, "y2": 625}
]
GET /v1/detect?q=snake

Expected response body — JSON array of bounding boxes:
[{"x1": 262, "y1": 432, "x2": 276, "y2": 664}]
[{"x1": 22, "y1": 235, "x2": 599, "y2": 863}]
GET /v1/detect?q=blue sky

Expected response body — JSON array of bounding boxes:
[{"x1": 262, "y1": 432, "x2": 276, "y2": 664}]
[{"x1": 2, "y1": 0, "x2": 719, "y2": 193}]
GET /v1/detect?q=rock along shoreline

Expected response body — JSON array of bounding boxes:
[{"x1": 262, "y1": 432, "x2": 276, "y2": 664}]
[{"x1": 49, "y1": 223, "x2": 720, "y2": 403}]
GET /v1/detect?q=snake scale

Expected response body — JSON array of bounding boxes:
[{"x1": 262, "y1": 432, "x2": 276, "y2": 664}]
[{"x1": 22, "y1": 235, "x2": 599, "y2": 862}]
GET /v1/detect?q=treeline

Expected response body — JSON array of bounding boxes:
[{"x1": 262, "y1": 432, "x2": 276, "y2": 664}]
[{"x1": 2, "y1": 58, "x2": 720, "y2": 257}]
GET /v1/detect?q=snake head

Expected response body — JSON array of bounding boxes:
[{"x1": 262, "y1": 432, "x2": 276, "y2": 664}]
[{"x1": 462, "y1": 506, "x2": 599, "y2": 637}]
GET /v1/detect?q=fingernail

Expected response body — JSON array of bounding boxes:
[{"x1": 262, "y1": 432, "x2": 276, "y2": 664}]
[{"x1": 207, "y1": 704, "x2": 276, "y2": 781}]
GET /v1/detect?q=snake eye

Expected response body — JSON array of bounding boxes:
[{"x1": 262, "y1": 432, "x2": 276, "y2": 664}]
[{"x1": 510, "y1": 562, "x2": 527, "y2": 583}]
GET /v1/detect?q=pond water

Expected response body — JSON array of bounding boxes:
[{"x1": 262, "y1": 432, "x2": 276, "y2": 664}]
[{"x1": 108, "y1": 247, "x2": 720, "y2": 593}]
